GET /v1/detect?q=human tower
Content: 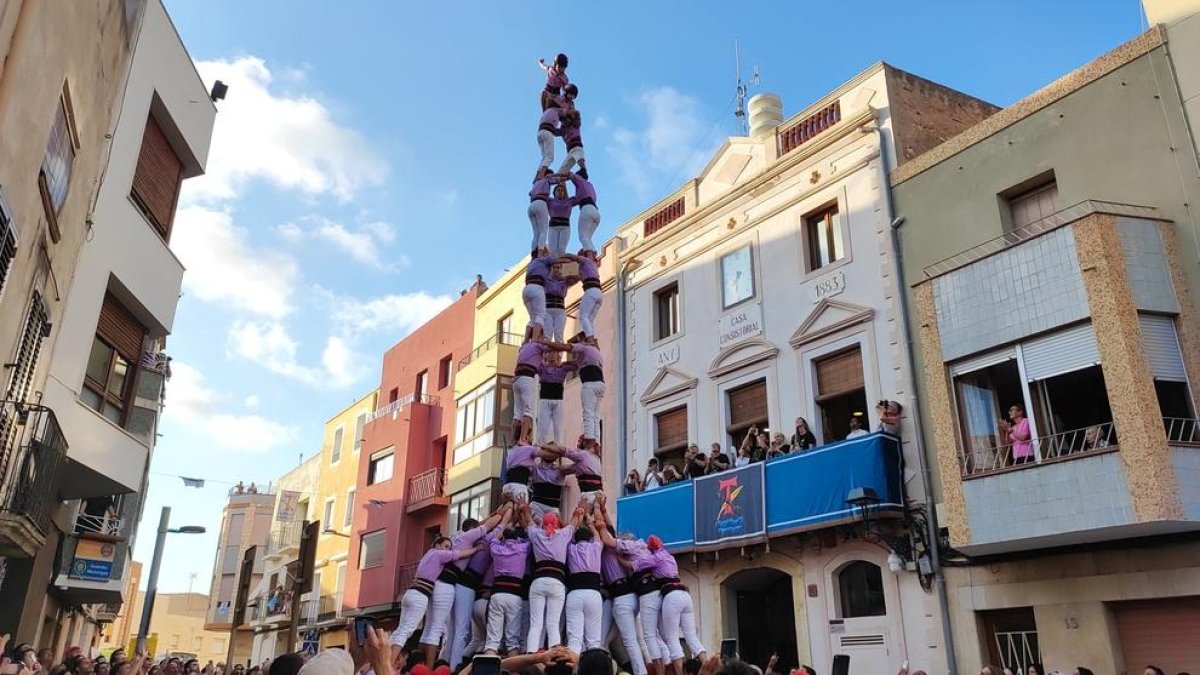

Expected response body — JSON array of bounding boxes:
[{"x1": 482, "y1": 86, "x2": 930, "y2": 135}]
[{"x1": 387, "y1": 54, "x2": 706, "y2": 675}]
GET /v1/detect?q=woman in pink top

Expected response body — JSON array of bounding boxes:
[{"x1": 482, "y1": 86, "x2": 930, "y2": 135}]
[
  {"x1": 1002, "y1": 404, "x2": 1034, "y2": 464},
  {"x1": 538, "y1": 54, "x2": 569, "y2": 110}
]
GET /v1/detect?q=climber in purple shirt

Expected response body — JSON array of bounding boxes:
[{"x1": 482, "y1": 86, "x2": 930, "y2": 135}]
[
  {"x1": 528, "y1": 175, "x2": 555, "y2": 259},
  {"x1": 538, "y1": 53, "x2": 569, "y2": 110},
  {"x1": 557, "y1": 109, "x2": 587, "y2": 177},
  {"x1": 546, "y1": 182, "x2": 578, "y2": 257},
  {"x1": 536, "y1": 108, "x2": 564, "y2": 180},
  {"x1": 442, "y1": 507, "x2": 506, "y2": 668},
  {"x1": 569, "y1": 172, "x2": 601, "y2": 257},
  {"x1": 542, "y1": 260, "x2": 579, "y2": 342},
  {"x1": 484, "y1": 506, "x2": 532, "y2": 655},
  {"x1": 389, "y1": 536, "x2": 484, "y2": 661},
  {"x1": 537, "y1": 348, "x2": 577, "y2": 446}
]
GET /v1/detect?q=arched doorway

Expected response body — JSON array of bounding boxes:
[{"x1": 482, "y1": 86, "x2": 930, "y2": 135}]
[{"x1": 722, "y1": 567, "x2": 799, "y2": 671}]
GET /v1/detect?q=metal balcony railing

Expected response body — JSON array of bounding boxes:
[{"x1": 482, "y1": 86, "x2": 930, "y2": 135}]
[
  {"x1": 408, "y1": 468, "x2": 446, "y2": 505},
  {"x1": 316, "y1": 593, "x2": 339, "y2": 621},
  {"x1": 959, "y1": 422, "x2": 1118, "y2": 478},
  {"x1": 458, "y1": 331, "x2": 523, "y2": 370},
  {"x1": 396, "y1": 560, "x2": 419, "y2": 597},
  {"x1": 0, "y1": 401, "x2": 67, "y2": 536},
  {"x1": 1165, "y1": 417, "x2": 1200, "y2": 445},
  {"x1": 267, "y1": 521, "x2": 304, "y2": 554},
  {"x1": 367, "y1": 393, "x2": 441, "y2": 423}
]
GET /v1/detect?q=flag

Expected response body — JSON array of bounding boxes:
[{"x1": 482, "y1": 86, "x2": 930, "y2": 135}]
[{"x1": 181, "y1": 476, "x2": 205, "y2": 488}]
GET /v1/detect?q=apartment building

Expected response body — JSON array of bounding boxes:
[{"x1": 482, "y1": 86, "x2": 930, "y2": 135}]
[
  {"x1": 611, "y1": 66, "x2": 997, "y2": 673},
  {"x1": 0, "y1": 0, "x2": 214, "y2": 649},
  {"x1": 891, "y1": 26, "x2": 1200, "y2": 673},
  {"x1": 247, "y1": 454, "x2": 319, "y2": 662},
  {"x1": 204, "y1": 488, "x2": 274, "y2": 665},
  {"x1": 345, "y1": 281, "x2": 481, "y2": 626},
  {"x1": 125, "y1": 591, "x2": 230, "y2": 662}
]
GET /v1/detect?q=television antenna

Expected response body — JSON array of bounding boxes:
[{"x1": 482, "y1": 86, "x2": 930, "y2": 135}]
[{"x1": 733, "y1": 39, "x2": 761, "y2": 135}]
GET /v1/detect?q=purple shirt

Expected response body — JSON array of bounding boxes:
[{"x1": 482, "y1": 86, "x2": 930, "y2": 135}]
[
  {"x1": 571, "y1": 343, "x2": 603, "y2": 369},
  {"x1": 562, "y1": 120, "x2": 583, "y2": 148},
  {"x1": 415, "y1": 548, "x2": 459, "y2": 582},
  {"x1": 451, "y1": 526, "x2": 488, "y2": 571},
  {"x1": 529, "y1": 524, "x2": 575, "y2": 563},
  {"x1": 626, "y1": 541, "x2": 657, "y2": 574},
  {"x1": 544, "y1": 274, "x2": 576, "y2": 298},
  {"x1": 482, "y1": 564, "x2": 495, "y2": 588},
  {"x1": 600, "y1": 548, "x2": 626, "y2": 584},
  {"x1": 507, "y1": 444, "x2": 539, "y2": 472},
  {"x1": 576, "y1": 257, "x2": 599, "y2": 281},
  {"x1": 567, "y1": 539, "x2": 603, "y2": 575},
  {"x1": 488, "y1": 537, "x2": 531, "y2": 578},
  {"x1": 530, "y1": 177, "x2": 552, "y2": 201},
  {"x1": 545, "y1": 68, "x2": 568, "y2": 90},
  {"x1": 464, "y1": 529, "x2": 497, "y2": 575},
  {"x1": 570, "y1": 174, "x2": 596, "y2": 202},
  {"x1": 539, "y1": 107, "x2": 562, "y2": 129},
  {"x1": 533, "y1": 459, "x2": 565, "y2": 486},
  {"x1": 516, "y1": 342, "x2": 547, "y2": 371},
  {"x1": 527, "y1": 255, "x2": 555, "y2": 280},
  {"x1": 649, "y1": 548, "x2": 679, "y2": 578},
  {"x1": 548, "y1": 195, "x2": 577, "y2": 220},
  {"x1": 538, "y1": 361, "x2": 576, "y2": 384},
  {"x1": 565, "y1": 447, "x2": 601, "y2": 477}
]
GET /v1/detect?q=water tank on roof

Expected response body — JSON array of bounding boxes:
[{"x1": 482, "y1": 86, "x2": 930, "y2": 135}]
[{"x1": 748, "y1": 93, "x2": 783, "y2": 138}]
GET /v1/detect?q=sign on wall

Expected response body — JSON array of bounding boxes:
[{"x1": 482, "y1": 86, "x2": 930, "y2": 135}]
[
  {"x1": 717, "y1": 303, "x2": 763, "y2": 349},
  {"x1": 811, "y1": 271, "x2": 846, "y2": 303},
  {"x1": 277, "y1": 490, "x2": 301, "y2": 523},
  {"x1": 693, "y1": 462, "x2": 766, "y2": 549},
  {"x1": 70, "y1": 536, "x2": 116, "y2": 582}
]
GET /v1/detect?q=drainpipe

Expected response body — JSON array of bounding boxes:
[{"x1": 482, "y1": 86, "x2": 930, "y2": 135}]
[{"x1": 866, "y1": 122, "x2": 958, "y2": 675}]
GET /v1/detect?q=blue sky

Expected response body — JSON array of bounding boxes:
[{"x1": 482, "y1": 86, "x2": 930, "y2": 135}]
[{"x1": 138, "y1": 0, "x2": 1147, "y2": 592}]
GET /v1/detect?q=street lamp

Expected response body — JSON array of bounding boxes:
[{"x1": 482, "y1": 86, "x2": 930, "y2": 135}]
[{"x1": 136, "y1": 507, "x2": 206, "y2": 655}]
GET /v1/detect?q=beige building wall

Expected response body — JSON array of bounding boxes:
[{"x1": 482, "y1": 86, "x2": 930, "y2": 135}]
[{"x1": 127, "y1": 591, "x2": 231, "y2": 663}]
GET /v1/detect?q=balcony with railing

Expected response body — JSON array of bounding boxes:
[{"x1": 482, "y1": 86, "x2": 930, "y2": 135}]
[
  {"x1": 266, "y1": 521, "x2": 304, "y2": 558},
  {"x1": 456, "y1": 331, "x2": 523, "y2": 394},
  {"x1": 778, "y1": 100, "x2": 842, "y2": 156},
  {"x1": 407, "y1": 468, "x2": 449, "y2": 514},
  {"x1": 247, "y1": 589, "x2": 294, "y2": 624},
  {"x1": 395, "y1": 560, "x2": 418, "y2": 599},
  {"x1": 616, "y1": 433, "x2": 903, "y2": 552},
  {"x1": 0, "y1": 401, "x2": 67, "y2": 558},
  {"x1": 367, "y1": 393, "x2": 441, "y2": 424}
]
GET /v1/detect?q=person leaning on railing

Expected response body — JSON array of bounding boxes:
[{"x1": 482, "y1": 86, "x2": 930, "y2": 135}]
[{"x1": 998, "y1": 404, "x2": 1033, "y2": 465}]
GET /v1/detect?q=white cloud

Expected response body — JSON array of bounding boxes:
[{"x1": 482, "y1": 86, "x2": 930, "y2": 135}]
[
  {"x1": 173, "y1": 205, "x2": 299, "y2": 318},
  {"x1": 275, "y1": 216, "x2": 403, "y2": 271},
  {"x1": 607, "y1": 86, "x2": 722, "y2": 201},
  {"x1": 227, "y1": 320, "x2": 367, "y2": 390},
  {"x1": 244, "y1": 395, "x2": 260, "y2": 408},
  {"x1": 186, "y1": 56, "x2": 388, "y2": 204},
  {"x1": 165, "y1": 362, "x2": 298, "y2": 452},
  {"x1": 326, "y1": 290, "x2": 454, "y2": 335}
]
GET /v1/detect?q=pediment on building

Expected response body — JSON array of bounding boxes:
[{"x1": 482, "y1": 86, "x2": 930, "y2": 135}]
[
  {"x1": 640, "y1": 366, "x2": 699, "y2": 405},
  {"x1": 708, "y1": 338, "x2": 779, "y2": 379},
  {"x1": 790, "y1": 299, "x2": 874, "y2": 348}
]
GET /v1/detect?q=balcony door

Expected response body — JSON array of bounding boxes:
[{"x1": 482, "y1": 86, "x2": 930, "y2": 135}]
[
  {"x1": 814, "y1": 347, "x2": 867, "y2": 442},
  {"x1": 724, "y1": 568, "x2": 798, "y2": 672}
]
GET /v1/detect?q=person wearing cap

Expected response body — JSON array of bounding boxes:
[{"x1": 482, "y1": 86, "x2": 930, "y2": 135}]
[
  {"x1": 650, "y1": 537, "x2": 706, "y2": 675},
  {"x1": 538, "y1": 54, "x2": 569, "y2": 111},
  {"x1": 484, "y1": 506, "x2": 532, "y2": 655},
  {"x1": 525, "y1": 510, "x2": 578, "y2": 653},
  {"x1": 388, "y1": 535, "x2": 484, "y2": 662},
  {"x1": 438, "y1": 507, "x2": 507, "y2": 669}
]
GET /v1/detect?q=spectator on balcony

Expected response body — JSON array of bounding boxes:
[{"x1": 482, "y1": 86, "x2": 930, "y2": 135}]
[
  {"x1": 846, "y1": 417, "x2": 868, "y2": 439},
  {"x1": 662, "y1": 464, "x2": 683, "y2": 484},
  {"x1": 624, "y1": 469, "x2": 643, "y2": 495},
  {"x1": 998, "y1": 404, "x2": 1033, "y2": 464},
  {"x1": 643, "y1": 458, "x2": 665, "y2": 491},
  {"x1": 37, "y1": 650, "x2": 54, "y2": 673},
  {"x1": 1144, "y1": 668, "x2": 1165, "y2": 675},
  {"x1": 707, "y1": 443, "x2": 730, "y2": 473},
  {"x1": 766, "y1": 433, "x2": 788, "y2": 459},
  {"x1": 738, "y1": 427, "x2": 767, "y2": 463},
  {"x1": 876, "y1": 401, "x2": 903, "y2": 435},
  {"x1": 1072, "y1": 669, "x2": 1094, "y2": 675},
  {"x1": 1027, "y1": 665, "x2": 1045, "y2": 675},
  {"x1": 684, "y1": 445, "x2": 708, "y2": 478},
  {"x1": 789, "y1": 418, "x2": 818, "y2": 453},
  {"x1": 734, "y1": 443, "x2": 752, "y2": 469},
  {"x1": 444, "y1": 509, "x2": 507, "y2": 669},
  {"x1": 387, "y1": 532, "x2": 486, "y2": 664},
  {"x1": 1081, "y1": 425, "x2": 1110, "y2": 451}
]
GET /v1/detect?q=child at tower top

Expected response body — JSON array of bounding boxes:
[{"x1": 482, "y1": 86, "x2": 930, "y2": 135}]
[{"x1": 538, "y1": 53, "x2": 569, "y2": 110}]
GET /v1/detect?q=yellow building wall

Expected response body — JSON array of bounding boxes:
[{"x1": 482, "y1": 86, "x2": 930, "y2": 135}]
[
  {"x1": 313, "y1": 390, "x2": 376, "y2": 642},
  {"x1": 125, "y1": 592, "x2": 230, "y2": 663}
]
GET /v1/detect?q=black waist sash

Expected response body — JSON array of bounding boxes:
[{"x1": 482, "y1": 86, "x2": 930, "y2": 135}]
[
  {"x1": 632, "y1": 569, "x2": 661, "y2": 596},
  {"x1": 534, "y1": 559, "x2": 567, "y2": 582},
  {"x1": 437, "y1": 566, "x2": 460, "y2": 585},
  {"x1": 578, "y1": 197, "x2": 596, "y2": 208},
  {"x1": 580, "y1": 365, "x2": 603, "y2": 383},
  {"x1": 515, "y1": 365, "x2": 538, "y2": 378},
  {"x1": 525, "y1": 275, "x2": 546, "y2": 286},
  {"x1": 660, "y1": 577, "x2": 687, "y2": 595},
  {"x1": 606, "y1": 577, "x2": 632, "y2": 598},
  {"x1": 492, "y1": 574, "x2": 527, "y2": 599},
  {"x1": 505, "y1": 465, "x2": 532, "y2": 485},
  {"x1": 409, "y1": 578, "x2": 435, "y2": 598},
  {"x1": 458, "y1": 567, "x2": 484, "y2": 591},
  {"x1": 567, "y1": 571, "x2": 602, "y2": 591},
  {"x1": 549, "y1": 216, "x2": 570, "y2": 228},
  {"x1": 582, "y1": 278, "x2": 601, "y2": 291},
  {"x1": 566, "y1": 138, "x2": 583, "y2": 151},
  {"x1": 531, "y1": 482, "x2": 562, "y2": 507},
  {"x1": 545, "y1": 294, "x2": 565, "y2": 309},
  {"x1": 577, "y1": 474, "x2": 603, "y2": 493},
  {"x1": 540, "y1": 382, "x2": 564, "y2": 399}
]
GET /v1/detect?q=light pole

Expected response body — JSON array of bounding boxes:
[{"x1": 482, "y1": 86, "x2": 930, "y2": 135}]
[{"x1": 136, "y1": 506, "x2": 206, "y2": 655}]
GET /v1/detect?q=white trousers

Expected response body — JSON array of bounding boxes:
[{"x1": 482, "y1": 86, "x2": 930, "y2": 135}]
[
  {"x1": 579, "y1": 288, "x2": 602, "y2": 338},
  {"x1": 513, "y1": 375, "x2": 537, "y2": 423},
  {"x1": 446, "y1": 584, "x2": 477, "y2": 666},
  {"x1": 545, "y1": 307, "x2": 566, "y2": 341},
  {"x1": 485, "y1": 593, "x2": 524, "y2": 653},
  {"x1": 660, "y1": 590, "x2": 705, "y2": 660},
  {"x1": 565, "y1": 588, "x2": 604, "y2": 653},
  {"x1": 558, "y1": 146, "x2": 586, "y2": 174},
  {"x1": 522, "y1": 284, "x2": 546, "y2": 333},
  {"x1": 526, "y1": 577, "x2": 567, "y2": 652},
  {"x1": 389, "y1": 588, "x2": 430, "y2": 648},
  {"x1": 528, "y1": 201, "x2": 549, "y2": 255},
  {"x1": 537, "y1": 130, "x2": 555, "y2": 169},
  {"x1": 421, "y1": 580, "x2": 457, "y2": 647},
  {"x1": 613, "y1": 594, "x2": 648, "y2": 675},
  {"x1": 581, "y1": 381, "x2": 606, "y2": 440},
  {"x1": 638, "y1": 591, "x2": 664, "y2": 661},
  {"x1": 548, "y1": 224, "x2": 571, "y2": 257},
  {"x1": 577, "y1": 204, "x2": 601, "y2": 253},
  {"x1": 601, "y1": 597, "x2": 613, "y2": 646},
  {"x1": 464, "y1": 596, "x2": 488, "y2": 657},
  {"x1": 538, "y1": 398, "x2": 564, "y2": 445}
]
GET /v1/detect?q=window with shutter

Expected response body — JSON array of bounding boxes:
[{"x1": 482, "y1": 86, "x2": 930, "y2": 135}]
[
  {"x1": 130, "y1": 114, "x2": 184, "y2": 240},
  {"x1": 814, "y1": 347, "x2": 868, "y2": 443},
  {"x1": 654, "y1": 406, "x2": 688, "y2": 457},
  {"x1": 40, "y1": 97, "x2": 76, "y2": 243},
  {"x1": 815, "y1": 348, "x2": 865, "y2": 399},
  {"x1": 0, "y1": 190, "x2": 17, "y2": 296},
  {"x1": 4, "y1": 292, "x2": 50, "y2": 403},
  {"x1": 82, "y1": 293, "x2": 147, "y2": 426},
  {"x1": 359, "y1": 530, "x2": 386, "y2": 569},
  {"x1": 726, "y1": 379, "x2": 769, "y2": 446}
]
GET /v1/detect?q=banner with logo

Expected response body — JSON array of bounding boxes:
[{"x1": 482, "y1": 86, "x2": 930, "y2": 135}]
[
  {"x1": 69, "y1": 536, "x2": 116, "y2": 582},
  {"x1": 277, "y1": 490, "x2": 301, "y2": 523},
  {"x1": 693, "y1": 462, "x2": 766, "y2": 550}
]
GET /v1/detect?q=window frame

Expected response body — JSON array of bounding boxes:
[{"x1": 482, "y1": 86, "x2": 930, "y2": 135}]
[
  {"x1": 40, "y1": 93, "x2": 78, "y2": 243},
  {"x1": 344, "y1": 488, "x2": 355, "y2": 528},
  {"x1": 129, "y1": 112, "x2": 185, "y2": 241},
  {"x1": 438, "y1": 355, "x2": 453, "y2": 390},
  {"x1": 331, "y1": 425, "x2": 345, "y2": 465},
  {"x1": 653, "y1": 404, "x2": 689, "y2": 460},
  {"x1": 652, "y1": 281, "x2": 682, "y2": 344},
  {"x1": 81, "y1": 335, "x2": 136, "y2": 426},
  {"x1": 0, "y1": 188, "x2": 17, "y2": 297},
  {"x1": 322, "y1": 498, "x2": 335, "y2": 531},
  {"x1": 415, "y1": 370, "x2": 428, "y2": 401},
  {"x1": 367, "y1": 448, "x2": 395, "y2": 485},
  {"x1": 804, "y1": 203, "x2": 846, "y2": 273},
  {"x1": 835, "y1": 560, "x2": 887, "y2": 619},
  {"x1": 353, "y1": 413, "x2": 366, "y2": 453},
  {"x1": 358, "y1": 529, "x2": 386, "y2": 570}
]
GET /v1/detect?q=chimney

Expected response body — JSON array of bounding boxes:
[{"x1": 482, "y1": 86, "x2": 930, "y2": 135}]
[{"x1": 748, "y1": 93, "x2": 783, "y2": 138}]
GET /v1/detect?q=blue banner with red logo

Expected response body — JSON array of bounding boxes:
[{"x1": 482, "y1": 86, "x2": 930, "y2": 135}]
[{"x1": 693, "y1": 462, "x2": 766, "y2": 549}]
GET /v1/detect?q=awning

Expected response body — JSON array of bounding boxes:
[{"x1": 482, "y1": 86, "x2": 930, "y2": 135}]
[{"x1": 58, "y1": 457, "x2": 135, "y2": 500}]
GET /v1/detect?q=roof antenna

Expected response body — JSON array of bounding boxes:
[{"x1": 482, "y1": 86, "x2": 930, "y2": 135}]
[{"x1": 733, "y1": 39, "x2": 761, "y2": 136}]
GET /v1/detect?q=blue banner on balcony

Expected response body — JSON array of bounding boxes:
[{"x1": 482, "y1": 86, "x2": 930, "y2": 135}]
[
  {"x1": 616, "y1": 480, "x2": 694, "y2": 550},
  {"x1": 693, "y1": 462, "x2": 765, "y2": 549}
]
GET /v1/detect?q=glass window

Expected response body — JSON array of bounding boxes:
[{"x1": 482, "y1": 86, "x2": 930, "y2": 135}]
[
  {"x1": 654, "y1": 283, "x2": 680, "y2": 341},
  {"x1": 655, "y1": 406, "x2": 688, "y2": 465},
  {"x1": 439, "y1": 356, "x2": 453, "y2": 389},
  {"x1": 42, "y1": 99, "x2": 75, "y2": 214},
  {"x1": 359, "y1": 530, "x2": 386, "y2": 569},
  {"x1": 453, "y1": 382, "x2": 502, "y2": 459},
  {"x1": 368, "y1": 450, "x2": 394, "y2": 485},
  {"x1": 331, "y1": 427, "x2": 344, "y2": 463},
  {"x1": 353, "y1": 413, "x2": 366, "y2": 452},
  {"x1": 1008, "y1": 181, "x2": 1057, "y2": 232},
  {"x1": 449, "y1": 482, "x2": 494, "y2": 533},
  {"x1": 323, "y1": 499, "x2": 335, "y2": 529},
  {"x1": 498, "y1": 313, "x2": 513, "y2": 339},
  {"x1": 82, "y1": 336, "x2": 134, "y2": 425},
  {"x1": 727, "y1": 379, "x2": 768, "y2": 449},
  {"x1": 805, "y1": 205, "x2": 845, "y2": 272},
  {"x1": 720, "y1": 246, "x2": 755, "y2": 308},
  {"x1": 344, "y1": 489, "x2": 355, "y2": 527},
  {"x1": 980, "y1": 607, "x2": 1040, "y2": 673},
  {"x1": 415, "y1": 370, "x2": 428, "y2": 401},
  {"x1": 837, "y1": 560, "x2": 885, "y2": 618}
]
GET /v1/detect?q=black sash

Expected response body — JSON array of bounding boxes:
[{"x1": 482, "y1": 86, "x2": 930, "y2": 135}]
[
  {"x1": 566, "y1": 138, "x2": 583, "y2": 151},
  {"x1": 549, "y1": 216, "x2": 570, "y2": 228},
  {"x1": 539, "y1": 123, "x2": 557, "y2": 133},
  {"x1": 531, "y1": 482, "x2": 562, "y2": 507},
  {"x1": 606, "y1": 577, "x2": 632, "y2": 598},
  {"x1": 505, "y1": 465, "x2": 531, "y2": 486},
  {"x1": 632, "y1": 569, "x2": 661, "y2": 596},
  {"x1": 580, "y1": 365, "x2": 603, "y2": 383},
  {"x1": 582, "y1": 278, "x2": 601, "y2": 291},
  {"x1": 515, "y1": 365, "x2": 538, "y2": 378},
  {"x1": 437, "y1": 566, "x2": 460, "y2": 585},
  {"x1": 534, "y1": 559, "x2": 567, "y2": 582},
  {"x1": 545, "y1": 294, "x2": 565, "y2": 309},
  {"x1": 493, "y1": 574, "x2": 526, "y2": 599},
  {"x1": 525, "y1": 275, "x2": 546, "y2": 286},
  {"x1": 458, "y1": 567, "x2": 484, "y2": 591},
  {"x1": 660, "y1": 577, "x2": 688, "y2": 595},
  {"x1": 567, "y1": 572, "x2": 602, "y2": 591},
  {"x1": 577, "y1": 197, "x2": 596, "y2": 208},
  {"x1": 577, "y1": 474, "x2": 602, "y2": 493},
  {"x1": 540, "y1": 382, "x2": 564, "y2": 400},
  {"x1": 409, "y1": 578, "x2": 435, "y2": 599}
]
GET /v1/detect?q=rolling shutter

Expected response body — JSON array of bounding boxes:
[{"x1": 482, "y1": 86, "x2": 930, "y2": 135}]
[
  {"x1": 1021, "y1": 323, "x2": 1100, "y2": 381},
  {"x1": 728, "y1": 379, "x2": 769, "y2": 426},
  {"x1": 130, "y1": 115, "x2": 184, "y2": 238},
  {"x1": 1140, "y1": 314, "x2": 1187, "y2": 381},
  {"x1": 655, "y1": 406, "x2": 688, "y2": 452},
  {"x1": 815, "y1": 348, "x2": 864, "y2": 398},
  {"x1": 1114, "y1": 597, "x2": 1200, "y2": 674},
  {"x1": 98, "y1": 293, "x2": 146, "y2": 363},
  {"x1": 949, "y1": 347, "x2": 1017, "y2": 377}
]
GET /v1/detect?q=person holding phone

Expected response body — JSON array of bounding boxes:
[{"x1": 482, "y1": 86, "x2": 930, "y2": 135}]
[{"x1": 388, "y1": 536, "x2": 485, "y2": 663}]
